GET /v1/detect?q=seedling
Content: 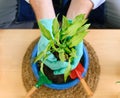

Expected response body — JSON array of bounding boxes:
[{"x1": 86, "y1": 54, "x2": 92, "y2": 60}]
[{"x1": 34, "y1": 14, "x2": 90, "y2": 82}]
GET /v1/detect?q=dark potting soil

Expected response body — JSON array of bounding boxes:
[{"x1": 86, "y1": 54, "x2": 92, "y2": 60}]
[{"x1": 38, "y1": 56, "x2": 84, "y2": 84}]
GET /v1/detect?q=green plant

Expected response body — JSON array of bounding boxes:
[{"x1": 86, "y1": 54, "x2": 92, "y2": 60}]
[
  {"x1": 34, "y1": 14, "x2": 90, "y2": 82},
  {"x1": 116, "y1": 81, "x2": 120, "y2": 83}
]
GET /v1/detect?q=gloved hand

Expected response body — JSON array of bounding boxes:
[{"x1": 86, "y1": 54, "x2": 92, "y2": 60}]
[{"x1": 37, "y1": 19, "x2": 83, "y2": 75}]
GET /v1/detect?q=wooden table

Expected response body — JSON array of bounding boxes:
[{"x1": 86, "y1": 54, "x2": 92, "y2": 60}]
[{"x1": 0, "y1": 29, "x2": 120, "y2": 98}]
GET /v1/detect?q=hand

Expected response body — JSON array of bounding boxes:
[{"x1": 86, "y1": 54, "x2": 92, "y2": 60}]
[{"x1": 67, "y1": 0, "x2": 93, "y2": 19}]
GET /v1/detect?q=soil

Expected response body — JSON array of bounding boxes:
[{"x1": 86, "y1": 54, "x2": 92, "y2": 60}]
[{"x1": 38, "y1": 56, "x2": 84, "y2": 84}]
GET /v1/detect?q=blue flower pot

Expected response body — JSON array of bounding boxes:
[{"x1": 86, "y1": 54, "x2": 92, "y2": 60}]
[{"x1": 31, "y1": 43, "x2": 89, "y2": 90}]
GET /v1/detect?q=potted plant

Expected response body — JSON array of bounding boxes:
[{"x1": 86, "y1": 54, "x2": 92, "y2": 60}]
[{"x1": 25, "y1": 14, "x2": 92, "y2": 97}]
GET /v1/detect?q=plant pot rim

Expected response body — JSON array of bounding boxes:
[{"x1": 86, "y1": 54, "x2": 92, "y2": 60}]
[{"x1": 31, "y1": 43, "x2": 89, "y2": 90}]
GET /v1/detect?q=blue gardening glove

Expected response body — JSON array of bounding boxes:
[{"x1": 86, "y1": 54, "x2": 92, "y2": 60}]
[{"x1": 37, "y1": 19, "x2": 83, "y2": 75}]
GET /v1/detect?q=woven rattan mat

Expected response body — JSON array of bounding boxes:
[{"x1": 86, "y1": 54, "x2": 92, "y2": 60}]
[{"x1": 22, "y1": 38, "x2": 100, "y2": 98}]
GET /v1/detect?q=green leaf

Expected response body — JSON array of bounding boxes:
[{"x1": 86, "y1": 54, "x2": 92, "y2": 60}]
[
  {"x1": 64, "y1": 60, "x2": 71, "y2": 82},
  {"x1": 77, "y1": 23, "x2": 90, "y2": 33},
  {"x1": 69, "y1": 31, "x2": 88, "y2": 48},
  {"x1": 64, "y1": 47, "x2": 71, "y2": 54},
  {"x1": 70, "y1": 48, "x2": 77, "y2": 58},
  {"x1": 51, "y1": 44, "x2": 58, "y2": 52},
  {"x1": 34, "y1": 51, "x2": 44, "y2": 63},
  {"x1": 61, "y1": 19, "x2": 87, "y2": 40},
  {"x1": 116, "y1": 81, "x2": 120, "y2": 83},
  {"x1": 34, "y1": 42, "x2": 52, "y2": 63},
  {"x1": 73, "y1": 14, "x2": 85, "y2": 23},
  {"x1": 54, "y1": 31, "x2": 60, "y2": 44},
  {"x1": 59, "y1": 49, "x2": 65, "y2": 62},
  {"x1": 38, "y1": 21, "x2": 52, "y2": 40},
  {"x1": 45, "y1": 42, "x2": 52, "y2": 52},
  {"x1": 40, "y1": 62, "x2": 44, "y2": 75},
  {"x1": 67, "y1": 24, "x2": 90, "y2": 47},
  {"x1": 61, "y1": 22, "x2": 81, "y2": 40},
  {"x1": 52, "y1": 17, "x2": 60, "y2": 37},
  {"x1": 61, "y1": 16, "x2": 70, "y2": 31}
]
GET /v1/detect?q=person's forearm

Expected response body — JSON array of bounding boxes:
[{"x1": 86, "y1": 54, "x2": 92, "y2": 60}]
[
  {"x1": 67, "y1": 0, "x2": 93, "y2": 19},
  {"x1": 29, "y1": 0, "x2": 55, "y2": 20}
]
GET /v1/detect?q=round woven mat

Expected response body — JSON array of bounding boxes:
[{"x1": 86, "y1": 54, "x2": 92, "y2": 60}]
[{"x1": 22, "y1": 38, "x2": 100, "y2": 98}]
